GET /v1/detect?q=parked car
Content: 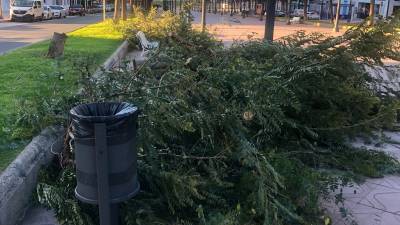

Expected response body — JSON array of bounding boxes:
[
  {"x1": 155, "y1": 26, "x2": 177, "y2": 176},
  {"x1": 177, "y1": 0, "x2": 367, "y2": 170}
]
[
  {"x1": 275, "y1": 10, "x2": 285, "y2": 17},
  {"x1": 69, "y1": 4, "x2": 85, "y2": 16},
  {"x1": 10, "y1": 0, "x2": 44, "y2": 22},
  {"x1": 63, "y1": 5, "x2": 70, "y2": 15},
  {"x1": 88, "y1": 4, "x2": 102, "y2": 14},
  {"x1": 43, "y1": 5, "x2": 53, "y2": 19},
  {"x1": 50, "y1": 5, "x2": 67, "y2": 18},
  {"x1": 292, "y1": 8, "x2": 304, "y2": 17},
  {"x1": 307, "y1": 11, "x2": 320, "y2": 20}
]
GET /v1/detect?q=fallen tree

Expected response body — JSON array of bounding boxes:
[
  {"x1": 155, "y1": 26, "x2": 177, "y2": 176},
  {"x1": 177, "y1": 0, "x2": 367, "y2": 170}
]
[{"x1": 36, "y1": 13, "x2": 400, "y2": 225}]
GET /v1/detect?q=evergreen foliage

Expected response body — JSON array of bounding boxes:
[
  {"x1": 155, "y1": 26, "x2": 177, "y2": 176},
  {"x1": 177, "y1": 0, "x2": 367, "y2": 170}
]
[{"x1": 36, "y1": 12, "x2": 400, "y2": 225}]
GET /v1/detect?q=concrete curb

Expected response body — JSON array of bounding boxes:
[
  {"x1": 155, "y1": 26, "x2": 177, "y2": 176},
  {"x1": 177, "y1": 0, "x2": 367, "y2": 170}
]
[
  {"x1": 0, "y1": 126, "x2": 64, "y2": 225},
  {"x1": 2, "y1": 39, "x2": 129, "y2": 225},
  {"x1": 93, "y1": 40, "x2": 130, "y2": 78}
]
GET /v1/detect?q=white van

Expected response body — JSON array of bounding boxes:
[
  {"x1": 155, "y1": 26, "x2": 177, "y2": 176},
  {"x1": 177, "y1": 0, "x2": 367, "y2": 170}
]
[{"x1": 10, "y1": 0, "x2": 44, "y2": 22}]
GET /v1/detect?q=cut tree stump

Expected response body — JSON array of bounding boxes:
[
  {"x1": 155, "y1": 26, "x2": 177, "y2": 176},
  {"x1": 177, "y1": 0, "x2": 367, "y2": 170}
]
[{"x1": 47, "y1": 32, "x2": 67, "y2": 58}]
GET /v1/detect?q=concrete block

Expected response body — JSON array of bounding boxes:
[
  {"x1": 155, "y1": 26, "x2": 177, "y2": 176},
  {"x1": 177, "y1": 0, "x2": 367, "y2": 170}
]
[{"x1": 0, "y1": 126, "x2": 64, "y2": 225}]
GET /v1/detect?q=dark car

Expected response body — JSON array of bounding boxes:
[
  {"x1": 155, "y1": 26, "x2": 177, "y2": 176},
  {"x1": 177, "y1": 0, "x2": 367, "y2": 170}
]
[{"x1": 69, "y1": 4, "x2": 85, "y2": 16}]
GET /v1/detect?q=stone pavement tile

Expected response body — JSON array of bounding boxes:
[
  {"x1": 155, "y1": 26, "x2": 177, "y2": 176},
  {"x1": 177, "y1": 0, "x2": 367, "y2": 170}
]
[
  {"x1": 323, "y1": 199, "x2": 357, "y2": 225},
  {"x1": 383, "y1": 176, "x2": 400, "y2": 190},
  {"x1": 384, "y1": 132, "x2": 400, "y2": 144},
  {"x1": 371, "y1": 191, "x2": 400, "y2": 213},
  {"x1": 21, "y1": 207, "x2": 59, "y2": 225},
  {"x1": 378, "y1": 212, "x2": 400, "y2": 225},
  {"x1": 351, "y1": 183, "x2": 399, "y2": 211},
  {"x1": 350, "y1": 212, "x2": 383, "y2": 225}
]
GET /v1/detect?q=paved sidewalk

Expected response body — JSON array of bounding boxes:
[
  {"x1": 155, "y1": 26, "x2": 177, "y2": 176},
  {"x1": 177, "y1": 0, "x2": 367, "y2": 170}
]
[
  {"x1": 324, "y1": 132, "x2": 400, "y2": 225},
  {"x1": 21, "y1": 207, "x2": 59, "y2": 225},
  {"x1": 191, "y1": 12, "x2": 346, "y2": 45}
]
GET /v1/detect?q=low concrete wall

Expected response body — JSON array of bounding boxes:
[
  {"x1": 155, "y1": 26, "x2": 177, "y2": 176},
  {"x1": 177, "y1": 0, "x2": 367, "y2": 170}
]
[
  {"x1": 93, "y1": 40, "x2": 130, "y2": 79},
  {"x1": 103, "y1": 40, "x2": 130, "y2": 70},
  {"x1": 0, "y1": 40, "x2": 129, "y2": 225},
  {"x1": 0, "y1": 126, "x2": 64, "y2": 225}
]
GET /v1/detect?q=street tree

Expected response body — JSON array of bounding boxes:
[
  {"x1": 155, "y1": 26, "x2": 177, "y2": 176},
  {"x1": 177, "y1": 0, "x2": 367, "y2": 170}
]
[
  {"x1": 114, "y1": 0, "x2": 120, "y2": 20},
  {"x1": 368, "y1": 0, "x2": 375, "y2": 25},
  {"x1": 329, "y1": 0, "x2": 333, "y2": 23},
  {"x1": 333, "y1": 0, "x2": 341, "y2": 32},
  {"x1": 264, "y1": 0, "x2": 276, "y2": 41},
  {"x1": 303, "y1": 0, "x2": 308, "y2": 21},
  {"x1": 122, "y1": 0, "x2": 127, "y2": 20},
  {"x1": 0, "y1": 0, "x2": 3, "y2": 19},
  {"x1": 285, "y1": 0, "x2": 291, "y2": 24},
  {"x1": 201, "y1": 0, "x2": 206, "y2": 31}
]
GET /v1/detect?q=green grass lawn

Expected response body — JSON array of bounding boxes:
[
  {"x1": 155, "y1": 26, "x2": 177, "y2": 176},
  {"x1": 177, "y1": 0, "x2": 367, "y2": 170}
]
[{"x1": 0, "y1": 21, "x2": 122, "y2": 171}]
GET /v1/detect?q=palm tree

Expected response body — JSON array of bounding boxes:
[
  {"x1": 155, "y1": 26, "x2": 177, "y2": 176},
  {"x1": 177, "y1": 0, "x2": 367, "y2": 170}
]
[
  {"x1": 333, "y1": 0, "x2": 341, "y2": 32},
  {"x1": 368, "y1": 0, "x2": 375, "y2": 25},
  {"x1": 264, "y1": 0, "x2": 277, "y2": 41}
]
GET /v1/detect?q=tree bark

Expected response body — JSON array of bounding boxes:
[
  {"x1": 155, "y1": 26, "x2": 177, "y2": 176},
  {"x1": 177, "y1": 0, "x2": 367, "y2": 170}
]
[
  {"x1": 264, "y1": 0, "x2": 276, "y2": 41},
  {"x1": 47, "y1": 33, "x2": 67, "y2": 58},
  {"x1": 329, "y1": 0, "x2": 333, "y2": 23},
  {"x1": 144, "y1": 0, "x2": 153, "y2": 10},
  {"x1": 0, "y1": 0, "x2": 3, "y2": 19},
  {"x1": 368, "y1": 0, "x2": 375, "y2": 26},
  {"x1": 303, "y1": 0, "x2": 308, "y2": 21},
  {"x1": 114, "y1": 0, "x2": 120, "y2": 20},
  {"x1": 103, "y1": 0, "x2": 106, "y2": 21},
  {"x1": 347, "y1": 0, "x2": 352, "y2": 22},
  {"x1": 333, "y1": 0, "x2": 341, "y2": 32},
  {"x1": 121, "y1": 0, "x2": 127, "y2": 20},
  {"x1": 201, "y1": 0, "x2": 206, "y2": 31},
  {"x1": 286, "y1": 0, "x2": 291, "y2": 24}
]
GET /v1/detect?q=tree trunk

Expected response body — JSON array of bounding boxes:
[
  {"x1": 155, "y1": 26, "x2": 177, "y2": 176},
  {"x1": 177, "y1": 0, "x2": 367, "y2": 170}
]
[
  {"x1": 47, "y1": 33, "x2": 67, "y2": 58},
  {"x1": 121, "y1": 0, "x2": 127, "y2": 20},
  {"x1": 129, "y1": 0, "x2": 133, "y2": 13},
  {"x1": 347, "y1": 0, "x2": 352, "y2": 22},
  {"x1": 368, "y1": 0, "x2": 375, "y2": 26},
  {"x1": 264, "y1": 0, "x2": 276, "y2": 41},
  {"x1": 0, "y1": 0, "x2": 3, "y2": 19},
  {"x1": 333, "y1": 0, "x2": 341, "y2": 32},
  {"x1": 201, "y1": 0, "x2": 206, "y2": 31},
  {"x1": 329, "y1": 0, "x2": 333, "y2": 23},
  {"x1": 114, "y1": 0, "x2": 120, "y2": 20},
  {"x1": 303, "y1": 0, "x2": 308, "y2": 21},
  {"x1": 103, "y1": 0, "x2": 106, "y2": 21},
  {"x1": 144, "y1": 0, "x2": 152, "y2": 10},
  {"x1": 286, "y1": 0, "x2": 291, "y2": 24}
]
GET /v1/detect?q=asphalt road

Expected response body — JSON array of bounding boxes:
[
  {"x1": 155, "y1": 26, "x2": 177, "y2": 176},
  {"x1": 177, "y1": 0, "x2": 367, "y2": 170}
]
[{"x1": 0, "y1": 14, "x2": 107, "y2": 55}]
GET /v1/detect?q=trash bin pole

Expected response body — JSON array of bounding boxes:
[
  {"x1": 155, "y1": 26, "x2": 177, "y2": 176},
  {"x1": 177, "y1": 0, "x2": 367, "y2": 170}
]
[{"x1": 95, "y1": 123, "x2": 118, "y2": 225}]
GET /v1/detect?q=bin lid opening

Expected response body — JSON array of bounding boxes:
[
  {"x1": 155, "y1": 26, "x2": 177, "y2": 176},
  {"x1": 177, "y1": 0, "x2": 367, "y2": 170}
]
[{"x1": 70, "y1": 102, "x2": 138, "y2": 120}]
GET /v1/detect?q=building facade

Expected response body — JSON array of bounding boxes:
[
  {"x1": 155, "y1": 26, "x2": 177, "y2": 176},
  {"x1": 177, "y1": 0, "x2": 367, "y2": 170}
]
[{"x1": 279, "y1": 0, "x2": 398, "y2": 19}]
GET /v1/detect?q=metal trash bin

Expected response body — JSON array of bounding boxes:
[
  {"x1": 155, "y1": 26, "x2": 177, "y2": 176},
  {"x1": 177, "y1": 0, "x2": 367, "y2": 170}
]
[{"x1": 69, "y1": 102, "x2": 140, "y2": 205}]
